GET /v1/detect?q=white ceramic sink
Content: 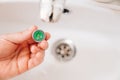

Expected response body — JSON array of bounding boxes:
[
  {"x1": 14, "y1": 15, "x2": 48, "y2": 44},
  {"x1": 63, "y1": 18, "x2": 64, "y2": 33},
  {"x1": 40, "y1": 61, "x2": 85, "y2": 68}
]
[{"x1": 0, "y1": 1, "x2": 120, "y2": 80}]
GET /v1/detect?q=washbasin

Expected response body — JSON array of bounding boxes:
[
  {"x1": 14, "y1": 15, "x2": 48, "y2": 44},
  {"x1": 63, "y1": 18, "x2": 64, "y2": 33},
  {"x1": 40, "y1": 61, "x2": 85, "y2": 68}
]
[{"x1": 0, "y1": 1, "x2": 120, "y2": 80}]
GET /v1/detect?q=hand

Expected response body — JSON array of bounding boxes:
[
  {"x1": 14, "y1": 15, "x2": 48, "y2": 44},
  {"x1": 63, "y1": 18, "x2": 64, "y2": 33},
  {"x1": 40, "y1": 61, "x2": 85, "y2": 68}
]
[{"x1": 0, "y1": 26, "x2": 50, "y2": 79}]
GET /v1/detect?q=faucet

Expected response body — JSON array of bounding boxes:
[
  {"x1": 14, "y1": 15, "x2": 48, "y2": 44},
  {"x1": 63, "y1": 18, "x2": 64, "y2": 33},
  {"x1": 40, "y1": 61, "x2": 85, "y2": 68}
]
[{"x1": 40, "y1": 0, "x2": 65, "y2": 23}]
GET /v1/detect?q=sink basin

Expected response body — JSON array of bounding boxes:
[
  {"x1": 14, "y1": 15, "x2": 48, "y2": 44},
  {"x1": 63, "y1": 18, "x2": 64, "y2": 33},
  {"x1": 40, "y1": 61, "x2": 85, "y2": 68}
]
[{"x1": 0, "y1": 1, "x2": 120, "y2": 80}]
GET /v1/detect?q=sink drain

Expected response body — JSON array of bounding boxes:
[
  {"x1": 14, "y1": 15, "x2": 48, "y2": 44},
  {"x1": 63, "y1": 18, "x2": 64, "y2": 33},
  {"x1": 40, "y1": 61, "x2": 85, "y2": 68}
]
[{"x1": 52, "y1": 39, "x2": 76, "y2": 61}]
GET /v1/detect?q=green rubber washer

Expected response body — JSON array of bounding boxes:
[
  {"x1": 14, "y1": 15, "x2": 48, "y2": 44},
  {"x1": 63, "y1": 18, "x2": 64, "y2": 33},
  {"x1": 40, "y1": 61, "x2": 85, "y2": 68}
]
[{"x1": 32, "y1": 30, "x2": 45, "y2": 42}]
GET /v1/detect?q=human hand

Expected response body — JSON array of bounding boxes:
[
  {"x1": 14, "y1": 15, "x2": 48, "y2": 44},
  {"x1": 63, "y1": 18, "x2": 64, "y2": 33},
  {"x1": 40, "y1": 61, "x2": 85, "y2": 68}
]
[{"x1": 0, "y1": 26, "x2": 50, "y2": 79}]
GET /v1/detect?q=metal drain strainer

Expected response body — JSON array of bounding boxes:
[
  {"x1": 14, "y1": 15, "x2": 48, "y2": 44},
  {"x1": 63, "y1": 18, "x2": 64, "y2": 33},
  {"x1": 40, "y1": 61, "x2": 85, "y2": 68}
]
[{"x1": 52, "y1": 39, "x2": 76, "y2": 61}]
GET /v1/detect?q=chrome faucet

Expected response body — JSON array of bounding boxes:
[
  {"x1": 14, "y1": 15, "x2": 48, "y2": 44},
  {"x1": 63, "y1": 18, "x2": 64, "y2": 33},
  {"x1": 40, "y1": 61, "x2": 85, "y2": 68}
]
[{"x1": 40, "y1": 0, "x2": 65, "y2": 23}]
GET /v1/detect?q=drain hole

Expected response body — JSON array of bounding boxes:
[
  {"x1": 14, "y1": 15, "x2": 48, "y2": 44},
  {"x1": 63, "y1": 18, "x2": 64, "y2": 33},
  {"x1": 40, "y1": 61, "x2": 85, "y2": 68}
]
[
  {"x1": 66, "y1": 54, "x2": 70, "y2": 56},
  {"x1": 57, "y1": 52, "x2": 61, "y2": 55},
  {"x1": 62, "y1": 55, "x2": 65, "y2": 58},
  {"x1": 52, "y1": 39, "x2": 76, "y2": 62}
]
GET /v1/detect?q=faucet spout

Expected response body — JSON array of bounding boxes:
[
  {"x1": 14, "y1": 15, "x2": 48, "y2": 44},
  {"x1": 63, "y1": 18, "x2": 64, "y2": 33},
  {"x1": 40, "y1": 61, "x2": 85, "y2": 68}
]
[{"x1": 40, "y1": 0, "x2": 65, "y2": 23}]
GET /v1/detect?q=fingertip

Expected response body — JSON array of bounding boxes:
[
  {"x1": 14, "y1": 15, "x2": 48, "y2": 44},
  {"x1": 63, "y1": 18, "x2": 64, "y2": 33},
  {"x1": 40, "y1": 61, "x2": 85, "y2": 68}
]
[
  {"x1": 29, "y1": 25, "x2": 38, "y2": 31},
  {"x1": 38, "y1": 40, "x2": 48, "y2": 50},
  {"x1": 25, "y1": 26, "x2": 38, "y2": 38},
  {"x1": 45, "y1": 32, "x2": 51, "y2": 40}
]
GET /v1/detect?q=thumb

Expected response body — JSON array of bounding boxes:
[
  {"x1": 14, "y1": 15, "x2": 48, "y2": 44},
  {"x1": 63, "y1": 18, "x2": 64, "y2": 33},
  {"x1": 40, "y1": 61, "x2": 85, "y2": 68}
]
[{"x1": 3, "y1": 26, "x2": 38, "y2": 44}]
